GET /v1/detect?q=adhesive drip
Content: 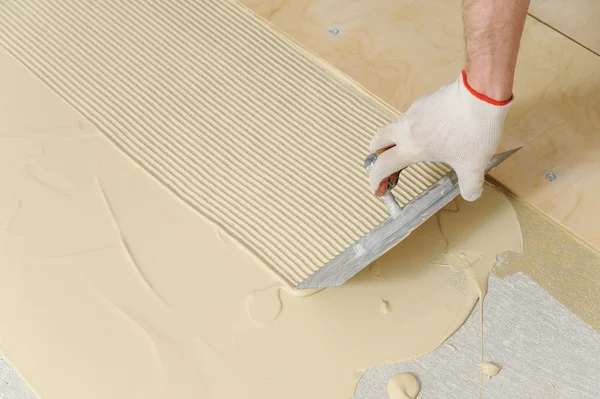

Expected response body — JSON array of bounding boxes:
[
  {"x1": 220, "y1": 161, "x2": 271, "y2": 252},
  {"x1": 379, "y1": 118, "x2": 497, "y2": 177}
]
[
  {"x1": 387, "y1": 372, "x2": 420, "y2": 399},
  {"x1": 478, "y1": 362, "x2": 501, "y2": 380},
  {"x1": 432, "y1": 203, "x2": 510, "y2": 398},
  {"x1": 455, "y1": 251, "x2": 491, "y2": 396},
  {"x1": 430, "y1": 248, "x2": 489, "y2": 366},
  {"x1": 380, "y1": 299, "x2": 391, "y2": 314},
  {"x1": 539, "y1": 373, "x2": 556, "y2": 399},
  {"x1": 245, "y1": 285, "x2": 283, "y2": 324}
]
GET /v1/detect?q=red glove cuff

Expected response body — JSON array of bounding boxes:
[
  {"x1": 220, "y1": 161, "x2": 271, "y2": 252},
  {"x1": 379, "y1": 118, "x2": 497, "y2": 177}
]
[{"x1": 461, "y1": 70, "x2": 513, "y2": 106}]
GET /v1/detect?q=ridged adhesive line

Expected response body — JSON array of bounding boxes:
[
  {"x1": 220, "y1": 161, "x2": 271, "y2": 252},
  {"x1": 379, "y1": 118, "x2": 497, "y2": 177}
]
[
  {"x1": 22, "y1": 0, "x2": 374, "y2": 259},
  {"x1": 0, "y1": 0, "x2": 449, "y2": 286}
]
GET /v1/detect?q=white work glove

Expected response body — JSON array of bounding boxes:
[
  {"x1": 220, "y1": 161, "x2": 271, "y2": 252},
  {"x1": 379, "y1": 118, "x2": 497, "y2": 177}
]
[{"x1": 368, "y1": 71, "x2": 513, "y2": 201}]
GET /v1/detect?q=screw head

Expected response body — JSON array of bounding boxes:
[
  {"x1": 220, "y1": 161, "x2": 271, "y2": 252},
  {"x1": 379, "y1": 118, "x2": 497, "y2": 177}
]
[
  {"x1": 545, "y1": 172, "x2": 556, "y2": 181},
  {"x1": 329, "y1": 28, "x2": 340, "y2": 36}
]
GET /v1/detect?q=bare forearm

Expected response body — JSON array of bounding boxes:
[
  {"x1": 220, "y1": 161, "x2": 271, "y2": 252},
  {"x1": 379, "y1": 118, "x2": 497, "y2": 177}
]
[{"x1": 463, "y1": 0, "x2": 530, "y2": 101}]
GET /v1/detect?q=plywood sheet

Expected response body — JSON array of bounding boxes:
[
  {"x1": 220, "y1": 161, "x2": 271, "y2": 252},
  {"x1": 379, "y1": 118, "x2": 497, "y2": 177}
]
[
  {"x1": 0, "y1": 0, "x2": 454, "y2": 288},
  {"x1": 530, "y1": 0, "x2": 600, "y2": 55},
  {"x1": 243, "y1": 0, "x2": 600, "y2": 249}
]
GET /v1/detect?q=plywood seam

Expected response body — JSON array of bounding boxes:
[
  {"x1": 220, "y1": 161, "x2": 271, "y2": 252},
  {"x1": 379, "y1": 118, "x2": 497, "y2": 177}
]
[{"x1": 527, "y1": 12, "x2": 600, "y2": 57}]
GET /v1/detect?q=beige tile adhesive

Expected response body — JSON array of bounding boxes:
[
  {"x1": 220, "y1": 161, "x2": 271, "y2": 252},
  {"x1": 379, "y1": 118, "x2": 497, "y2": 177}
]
[{"x1": 0, "y1": 0, "x2": 451, "y2": 288}]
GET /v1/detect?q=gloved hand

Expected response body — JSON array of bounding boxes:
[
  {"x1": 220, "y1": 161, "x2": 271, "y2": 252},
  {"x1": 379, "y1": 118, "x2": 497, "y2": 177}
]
[{"x1": 368, "y1": 71, "x2": 513, "y2": 202}]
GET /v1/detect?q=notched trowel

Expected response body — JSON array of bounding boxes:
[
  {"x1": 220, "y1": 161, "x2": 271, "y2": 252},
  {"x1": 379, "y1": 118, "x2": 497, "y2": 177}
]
[{"x1": 296, "y1": 146, "x2": 520, "y2": 289}]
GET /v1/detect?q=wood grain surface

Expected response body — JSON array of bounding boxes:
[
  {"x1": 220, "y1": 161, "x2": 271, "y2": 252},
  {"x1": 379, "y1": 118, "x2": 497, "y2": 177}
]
[{"x1": 242, "y1": 0, "x2": 600, "y2": 249}]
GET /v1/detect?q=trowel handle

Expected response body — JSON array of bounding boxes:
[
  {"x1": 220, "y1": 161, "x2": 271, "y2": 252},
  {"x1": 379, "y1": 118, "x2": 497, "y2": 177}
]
[{"x1": 364, "y1": 146, "x2": 402, "y2": 197}]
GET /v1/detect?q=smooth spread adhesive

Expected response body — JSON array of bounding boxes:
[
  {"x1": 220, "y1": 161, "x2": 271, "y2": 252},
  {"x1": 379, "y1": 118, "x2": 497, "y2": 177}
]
[{"x1": 0, "y1": 0, "x2": 450, "y2": 288}]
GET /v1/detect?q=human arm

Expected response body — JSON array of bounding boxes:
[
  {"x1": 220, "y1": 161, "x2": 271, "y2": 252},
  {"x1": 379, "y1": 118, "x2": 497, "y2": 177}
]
[
  {"x1": 368, "y1": 0, "x2": 530, "y2": 201},
  {"x1": 463, "y1": 0, "x2": 529, "y2": 101}
]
